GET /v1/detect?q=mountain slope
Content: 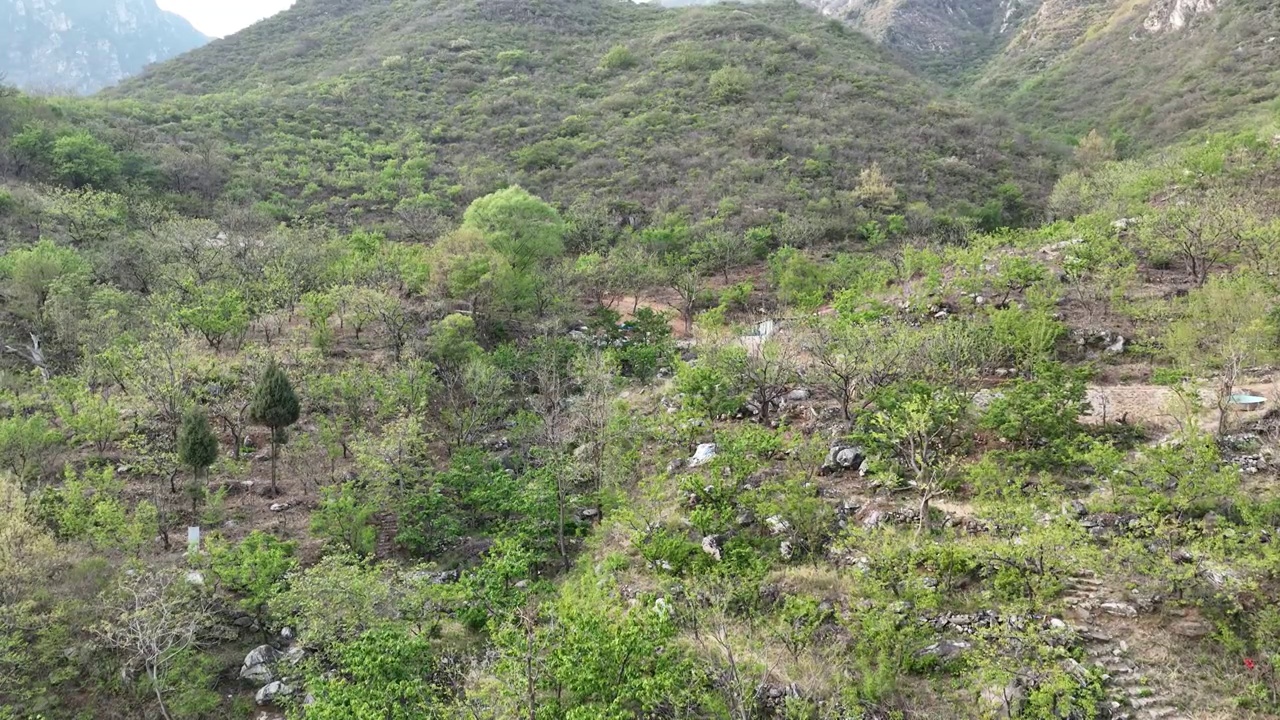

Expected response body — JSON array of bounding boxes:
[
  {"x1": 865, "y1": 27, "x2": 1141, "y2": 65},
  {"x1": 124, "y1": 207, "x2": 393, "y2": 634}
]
[
  {"x1": 796, "y1": 0, "x2": 1038, "y2": 78},
  {"x1": 972, "y1": 0, "x2": 1280, "y2": 146},
  {"x1": 85, "y1": 0, "x2": 1054, "y2": 227},
  {"x1": 789, "y1": 0, "x2": 1280, "y2": 148},
  {"x1": 1, "y1": 0, "x2": 208, "y2": 95}
]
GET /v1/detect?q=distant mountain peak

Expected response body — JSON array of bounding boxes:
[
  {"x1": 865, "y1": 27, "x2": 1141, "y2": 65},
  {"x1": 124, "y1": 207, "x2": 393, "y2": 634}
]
[{"x1": 1, "y1": 0, "x2": 208, "y2": 95}]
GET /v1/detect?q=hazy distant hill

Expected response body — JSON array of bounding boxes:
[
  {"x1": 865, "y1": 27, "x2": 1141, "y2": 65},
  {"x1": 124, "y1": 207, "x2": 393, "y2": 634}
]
[{"x1": 1, "y1": 0, "x2": 207, "y2": 95}]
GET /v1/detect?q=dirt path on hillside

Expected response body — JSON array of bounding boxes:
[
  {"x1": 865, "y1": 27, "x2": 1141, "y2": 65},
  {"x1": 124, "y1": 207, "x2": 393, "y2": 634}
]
[
  {"x1": 610, "y1": 295, "x2": 689, "y2": 337},
  {"x1": 1084, "y1": 377, "x2": 1280, "y2": 434}
]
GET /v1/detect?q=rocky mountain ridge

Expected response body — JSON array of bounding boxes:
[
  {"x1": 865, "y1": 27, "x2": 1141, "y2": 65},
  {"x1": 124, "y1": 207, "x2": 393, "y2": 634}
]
[{"x1": 1, "y1": 0, "x2": 207, "y2": 94}]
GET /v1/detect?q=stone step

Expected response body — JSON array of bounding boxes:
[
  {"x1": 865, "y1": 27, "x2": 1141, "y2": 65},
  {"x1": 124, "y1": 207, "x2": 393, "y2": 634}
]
[
  {"x1": 1136, "y1": 706, "x2": 1181, "y2": 720},
  {"x1": 1124, "y1": 685, "x2": 1151, "y2": 697}
]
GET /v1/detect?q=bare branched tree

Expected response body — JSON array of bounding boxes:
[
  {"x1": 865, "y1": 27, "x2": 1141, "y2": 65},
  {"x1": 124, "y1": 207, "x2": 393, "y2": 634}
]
[
  {"x1": 741, "y1": 337, "x2": 802, "y2": 425},
  {"x1": 95, "y1": 569, "x2": 214, "y2": 720}
]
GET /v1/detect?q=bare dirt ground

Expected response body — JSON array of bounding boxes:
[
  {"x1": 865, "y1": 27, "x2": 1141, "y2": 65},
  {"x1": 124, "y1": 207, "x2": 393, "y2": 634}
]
[{"x1": 1084, "y1": 376, "x2": 1280, "y2": 435}]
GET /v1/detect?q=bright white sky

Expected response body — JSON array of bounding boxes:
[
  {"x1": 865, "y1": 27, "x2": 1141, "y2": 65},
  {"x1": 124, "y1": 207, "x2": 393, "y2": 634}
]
[{"x1": 156, "y1": 0, "x2": 296, "y2": 38}]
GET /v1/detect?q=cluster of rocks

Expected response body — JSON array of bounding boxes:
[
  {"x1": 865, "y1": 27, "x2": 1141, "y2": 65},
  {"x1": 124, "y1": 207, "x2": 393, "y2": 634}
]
[
  {"x1": 833, "y1": 499, "x2": 985, "y2": 535},
  {"x1": 1079, "y1": 512, "x2": 1137, "y2": 537},
  {"x1": 918, "y1": 611, "x2": 1076, "y2": 642},
  {"x1": 1040, "y1": 237, "x2": 1086, "y2": 257},
  {"x1": 1070, "y1": 328, "x2": 1127, "y2": 357},
  {"x1": 700, "y1": 509, "x2": 797, "y2": 562},
  {"x1": 239, "y1": 633, "x2": 306, "y2": 707},
  {"x1": 754, "y1": 682, "x2": 801, "y2": 714},
  {"x1": 1219, "y1": 432, "x2": 1272, "y2": 474}
]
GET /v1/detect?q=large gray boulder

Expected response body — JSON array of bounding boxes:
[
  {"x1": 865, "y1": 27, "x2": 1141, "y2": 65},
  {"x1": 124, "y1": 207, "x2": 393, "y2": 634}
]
[
  {"x1": 820, "y1": 444, "x2": 865, "y2": 475},
  {"x1": 240, "y1": 645, "x2": 281, "y2": 683},
  {"x1": 688, "y1": 443, "x2": 718, "y2": 468}
]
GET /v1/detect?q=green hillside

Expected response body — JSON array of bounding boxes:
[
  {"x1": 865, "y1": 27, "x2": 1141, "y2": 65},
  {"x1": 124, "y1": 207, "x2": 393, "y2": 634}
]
[
  {"x1": 9, "y1": 1, "x2": 1280, "y2": 720},
  {"x1": 45, "y1": 0, "x2": 1056, "y2": 229},
  {"x1": 971, "y1": 0, "x2": 1280, "y2": 148}
]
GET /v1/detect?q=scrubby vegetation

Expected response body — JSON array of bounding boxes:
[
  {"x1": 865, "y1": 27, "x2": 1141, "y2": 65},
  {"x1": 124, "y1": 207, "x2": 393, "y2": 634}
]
[
  {"x1": 4, "y1": 1, "x2": 1280, "y2": 719},
  {"x1": 20, "y1": 0, "x2": 1053, "y2": 231}
]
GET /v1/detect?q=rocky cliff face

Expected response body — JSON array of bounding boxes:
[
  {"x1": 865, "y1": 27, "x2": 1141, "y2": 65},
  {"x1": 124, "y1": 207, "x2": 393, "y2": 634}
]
[
  {"x1": 1, "y1": 0, "x2": 208, "y2": 95},
  {"x1": 790, "y1": 0, "x2": 1041, "y2": 74},
  {"x1": 1141, "y1": 0, "x2": 1217, "y2": 33}
]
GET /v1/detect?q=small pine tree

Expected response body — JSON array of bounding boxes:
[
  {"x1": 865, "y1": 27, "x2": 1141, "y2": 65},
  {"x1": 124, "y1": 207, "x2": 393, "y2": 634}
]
[
  {"x1": 177, "y1": 410, "x2": 218, "y2": 512},
  {"x1": 250, "y1": 360, "x2": 300, "y2": 495}
]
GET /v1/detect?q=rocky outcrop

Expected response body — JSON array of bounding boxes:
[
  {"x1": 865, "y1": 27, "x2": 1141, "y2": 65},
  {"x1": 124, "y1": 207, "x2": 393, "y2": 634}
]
[
  {"x1": 1142, "y1": 0, "x2": 1217, "y2": 33},
  {"x1": 819, "y1": 444, "x2": 866, "y2": 475},
  {"x1": 1, "y1": 0, "x2": 207, "y2": 94},
  {"x1": 255, "y1": 680, "x2": 294, "y2": 705},
  {"x1": 796, "y1": 0, "x2": 1039, "y2": 61},
  {"x1": 240, "y1": 645, "x2": 281, "y2": 684}
]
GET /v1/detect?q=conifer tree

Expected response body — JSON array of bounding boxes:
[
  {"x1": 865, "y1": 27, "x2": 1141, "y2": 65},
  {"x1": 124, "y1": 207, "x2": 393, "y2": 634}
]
[
  {"x1": 177, "y1": 410, "x2": 218, "y2": 512},
  {"x1": 250, "y1": 360, "x2": 300, "y2": 495}
]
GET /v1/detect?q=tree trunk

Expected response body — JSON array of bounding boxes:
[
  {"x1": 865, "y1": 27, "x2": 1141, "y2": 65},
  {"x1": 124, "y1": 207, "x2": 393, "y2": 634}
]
[
  {"x1": 522, "y1": 609, "x2": 538, "y2": 720},
  {"x1": 148, "y1": 663, "x2": 172, "y2": 720},
  {"x1": 917, "y1": 492, "x2": 933, "y2": 538},
  {"x1": 556, "y1": 476, "x2": 569, "y2": 571},
  {"x1": 269, "y1": 435, "x2": 278, "y2": 496}
]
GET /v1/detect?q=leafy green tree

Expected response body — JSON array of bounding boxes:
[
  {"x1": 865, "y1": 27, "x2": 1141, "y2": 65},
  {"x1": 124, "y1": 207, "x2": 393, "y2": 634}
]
[
  {"x1": 44, "y1": 186, "x2": 128, "y2": 246},
  {"x1": 51, "y1": 381, "x2": 122, "y2": 453},
  {"x1": 857, "y1": 382, "x2": 970, "y2": 535},
  {"x1": 208, "y1": 530, "x2": 297, "y2": 624},
  {"x1": 980, "y1": 362, "x2": 1089, "y2": 467},
  {"x1": 272, "y1": 555, "x2": 394, "y2": 648},
  {"x1": 675, "y1": 359, "x2": 744, "y2": 422},
  {"x1": 768, "y1": 246, "x2": 829, "y2": 309},
  {"x1": 459, "y1": 535, "x2": 542, "y2": 630},
  {"x1": 0, "y1": 238, "x2": 92, "y2": 324},
  {"x1": 1164, "y1": 272, "x2": 1275, "y2": 434},
  {"x1": 989, "y1": 305, "x2": 1064, "y2": 369},
  {"x1": 175, "y1": 286, "x2": 250, "y2": 351},
  {"x1": 311, "y1": 483, "x2": 378, "y2": 556},
  {"x1": 709, "y1": 66, "x2": 750, "y2": 103},
  {"x1": 690, "y1": 229, "x2": 751, "y2": 283},
  {"x1": 0, "y1": 412, "x2": 62, "y2": 485},
  {"x1": 599, "y1": 44, "x2": 638, "y2": 71},
  {"x1": 250, "y1": 360, "x2": 301, "y2": 495},
  {"x1": 429, "y1": 313, "x2": 483, "y2": 373},
  {"x1": 463, "y1": 186, "x2": 565, "y2": 273},
  {"x1": 9, "y1": 124, "x2": 56, "y2": 174},
  {"x1": 539, "y1": 581, "x2": 708, "y2": 718},
  {"x1": 177, "y1": 410, "x2": 218, "y2": 512},
  {"x1": 298, "y1": 629, "x2": 445, "y2": 720},
  {"x1": 50, "y1": 132, "x2": 121, "y2": 189}
]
